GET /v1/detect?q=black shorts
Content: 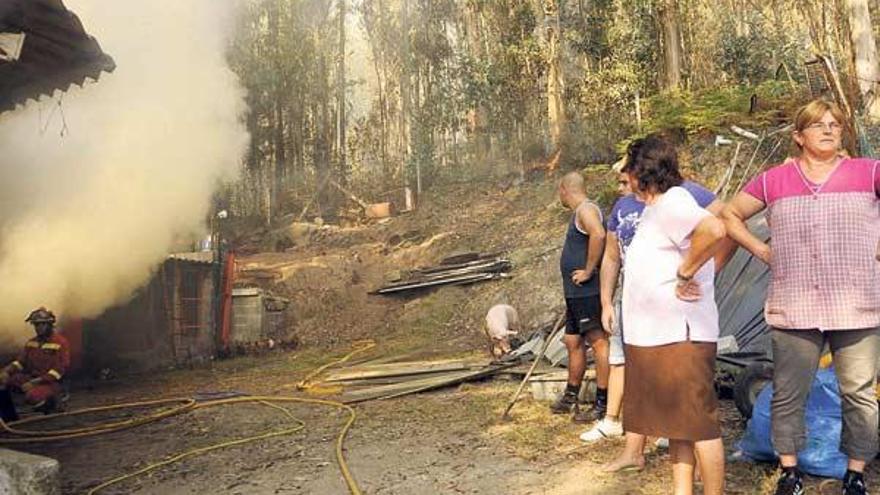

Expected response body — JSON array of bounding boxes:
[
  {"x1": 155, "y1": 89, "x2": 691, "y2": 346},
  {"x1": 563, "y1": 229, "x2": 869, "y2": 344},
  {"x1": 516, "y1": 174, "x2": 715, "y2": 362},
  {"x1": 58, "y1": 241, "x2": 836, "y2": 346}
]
[{"x1": 564, "y1": 296, "x2": 601, "y2": 336}]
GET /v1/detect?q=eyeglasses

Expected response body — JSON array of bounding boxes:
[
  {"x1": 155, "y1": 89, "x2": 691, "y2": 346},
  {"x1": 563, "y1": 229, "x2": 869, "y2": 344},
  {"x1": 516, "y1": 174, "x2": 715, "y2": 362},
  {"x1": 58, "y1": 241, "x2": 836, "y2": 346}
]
[{"x1": 805, "y1": 122, "x2": 843, "y2": 132}]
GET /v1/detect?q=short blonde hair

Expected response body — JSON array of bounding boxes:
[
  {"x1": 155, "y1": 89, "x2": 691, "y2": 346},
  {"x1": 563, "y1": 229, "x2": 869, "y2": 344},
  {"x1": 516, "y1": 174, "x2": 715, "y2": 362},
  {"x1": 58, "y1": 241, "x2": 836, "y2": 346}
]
[{"x1": 793, "y1": 99, "x2": 846, "y2": 133}]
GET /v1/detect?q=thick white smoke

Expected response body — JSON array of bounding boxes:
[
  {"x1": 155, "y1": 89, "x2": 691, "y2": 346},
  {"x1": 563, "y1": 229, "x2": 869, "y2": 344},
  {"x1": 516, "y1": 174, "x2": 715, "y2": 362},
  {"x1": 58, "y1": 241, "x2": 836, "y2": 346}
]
[{"x1": 0, "y1": 0, "x2": 248, "y2": 346}]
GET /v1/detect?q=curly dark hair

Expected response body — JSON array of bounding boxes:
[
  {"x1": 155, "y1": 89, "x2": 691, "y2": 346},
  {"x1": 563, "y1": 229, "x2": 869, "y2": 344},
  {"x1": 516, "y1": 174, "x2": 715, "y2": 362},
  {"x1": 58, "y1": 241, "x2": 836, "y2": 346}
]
[{"x1": 622, "y1": 134, "x2": 683, "y2": 194}]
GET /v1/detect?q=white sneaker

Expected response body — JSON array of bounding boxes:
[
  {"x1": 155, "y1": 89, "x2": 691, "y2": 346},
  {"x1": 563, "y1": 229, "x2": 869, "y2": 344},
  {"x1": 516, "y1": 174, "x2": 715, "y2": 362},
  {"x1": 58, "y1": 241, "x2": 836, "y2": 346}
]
[{"x1": 579, "y1": 418, "x2": 624, "y2": 443}]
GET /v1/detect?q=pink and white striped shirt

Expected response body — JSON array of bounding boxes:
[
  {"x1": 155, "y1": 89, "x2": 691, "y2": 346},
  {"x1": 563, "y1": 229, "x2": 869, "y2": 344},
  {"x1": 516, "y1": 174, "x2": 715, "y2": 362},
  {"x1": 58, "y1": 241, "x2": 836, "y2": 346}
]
[{"x1": 743, "y1": 158, "x2": 880, "y2": 331}]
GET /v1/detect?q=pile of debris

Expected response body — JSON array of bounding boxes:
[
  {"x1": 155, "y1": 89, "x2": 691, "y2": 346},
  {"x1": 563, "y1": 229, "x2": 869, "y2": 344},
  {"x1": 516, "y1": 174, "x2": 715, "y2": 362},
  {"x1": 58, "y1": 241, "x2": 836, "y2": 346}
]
[
  {"x1": 373, "y1": 252, "x2": 513, "y2": 295},
  {"x1": 320, "y1": 358, "x2": 517, "y2": 404},
  {"x1": 298, "y1": 315, "x2": 596, "y2": 413}
]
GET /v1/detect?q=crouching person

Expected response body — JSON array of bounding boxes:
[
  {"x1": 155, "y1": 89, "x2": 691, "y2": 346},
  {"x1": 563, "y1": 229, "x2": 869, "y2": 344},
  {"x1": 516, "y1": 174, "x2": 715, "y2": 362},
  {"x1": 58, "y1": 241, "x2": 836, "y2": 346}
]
[{"x1": 0, "y1": 307, "x2": 70, "y2": 416}]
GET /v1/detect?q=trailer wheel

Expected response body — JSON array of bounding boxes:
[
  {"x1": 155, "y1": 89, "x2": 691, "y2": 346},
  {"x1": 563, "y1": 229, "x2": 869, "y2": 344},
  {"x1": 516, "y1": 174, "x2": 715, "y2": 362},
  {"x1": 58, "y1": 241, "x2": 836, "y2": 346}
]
[{"x1": 734, "y1": 362, "x2": 774, "y2": 419}]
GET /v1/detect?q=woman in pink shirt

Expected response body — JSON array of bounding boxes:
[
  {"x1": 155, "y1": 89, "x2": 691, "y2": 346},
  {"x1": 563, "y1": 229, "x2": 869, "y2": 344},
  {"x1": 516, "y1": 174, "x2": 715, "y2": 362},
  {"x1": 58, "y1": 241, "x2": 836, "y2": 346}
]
[{"x1": 723, "y1": 99, "x2": 880, "y2": 495}]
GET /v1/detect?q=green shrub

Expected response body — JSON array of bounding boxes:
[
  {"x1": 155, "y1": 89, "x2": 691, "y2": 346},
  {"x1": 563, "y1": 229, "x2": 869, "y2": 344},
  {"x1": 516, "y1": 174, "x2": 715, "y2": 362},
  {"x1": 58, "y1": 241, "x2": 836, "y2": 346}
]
[{"x1": 639, "y1": 81, "x2": 794, "y2": 137}]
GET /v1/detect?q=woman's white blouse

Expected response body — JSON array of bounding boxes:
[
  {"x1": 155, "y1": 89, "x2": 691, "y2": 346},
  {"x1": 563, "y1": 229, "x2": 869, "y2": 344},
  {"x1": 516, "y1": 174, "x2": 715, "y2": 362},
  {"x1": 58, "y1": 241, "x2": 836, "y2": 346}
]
[{"x1": 622, "y1": 186, "x2": 720, "y2": 347}]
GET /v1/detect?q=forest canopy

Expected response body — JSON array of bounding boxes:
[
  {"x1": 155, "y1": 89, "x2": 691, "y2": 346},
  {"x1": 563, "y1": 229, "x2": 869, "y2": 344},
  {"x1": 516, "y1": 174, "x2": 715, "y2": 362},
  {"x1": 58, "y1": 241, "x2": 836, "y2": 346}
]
[{"x1": 224, "y1": 0, "x2": 880, "y2": 222}]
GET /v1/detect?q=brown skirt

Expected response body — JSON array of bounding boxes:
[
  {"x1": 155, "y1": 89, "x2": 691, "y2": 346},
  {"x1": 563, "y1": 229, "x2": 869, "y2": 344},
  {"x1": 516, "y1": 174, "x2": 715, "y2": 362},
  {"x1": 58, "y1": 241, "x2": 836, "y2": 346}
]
[{"x1": 622, "y1": 341, "x2": 721, "y2": 442}]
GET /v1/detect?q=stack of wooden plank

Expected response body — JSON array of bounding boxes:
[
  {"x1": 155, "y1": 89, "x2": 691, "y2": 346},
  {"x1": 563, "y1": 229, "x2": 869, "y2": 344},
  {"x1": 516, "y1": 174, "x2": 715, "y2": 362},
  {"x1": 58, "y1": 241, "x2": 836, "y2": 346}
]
[
  {"x1": 373, "y1": 253, "x2": 512, "y2": 295},
  {"x1": 318, "y1": 358, "x2": 517, "y2": 403}
]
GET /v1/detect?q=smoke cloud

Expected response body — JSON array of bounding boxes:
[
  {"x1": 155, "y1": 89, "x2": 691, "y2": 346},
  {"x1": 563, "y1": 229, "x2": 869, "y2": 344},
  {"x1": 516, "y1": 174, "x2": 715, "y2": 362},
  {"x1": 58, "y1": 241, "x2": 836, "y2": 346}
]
[{"x1": 0, "y1": 0, "x2": 248, "y2": 346}]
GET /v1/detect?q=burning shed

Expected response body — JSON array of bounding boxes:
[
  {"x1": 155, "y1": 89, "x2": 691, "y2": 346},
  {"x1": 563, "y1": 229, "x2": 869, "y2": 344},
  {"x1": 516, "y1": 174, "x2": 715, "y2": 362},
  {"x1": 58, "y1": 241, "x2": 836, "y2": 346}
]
[
  {"x1": 77, "y1": 249, "x2": 298, "y2": 374},
  {"x1": 81, "y1": 253, "x2": 221, "y2": 374},
  {"x1": 0, "y1": 0, "x2": 115, "y2": 113}
]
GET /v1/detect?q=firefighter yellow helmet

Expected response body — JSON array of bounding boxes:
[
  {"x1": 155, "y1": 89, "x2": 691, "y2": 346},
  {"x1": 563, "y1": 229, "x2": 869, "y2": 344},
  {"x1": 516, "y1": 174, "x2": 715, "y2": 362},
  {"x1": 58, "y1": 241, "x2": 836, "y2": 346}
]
[{"x1": 25, "y1": 307, "x2": 56, "y2": 325}]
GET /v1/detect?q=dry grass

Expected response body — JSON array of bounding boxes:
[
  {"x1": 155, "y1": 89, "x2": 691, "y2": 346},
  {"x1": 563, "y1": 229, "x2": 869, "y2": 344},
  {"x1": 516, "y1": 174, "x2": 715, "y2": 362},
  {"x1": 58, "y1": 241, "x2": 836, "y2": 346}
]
[
  {"x1": 461, "y1": 381, "x2": 577, "y2": 460},
  {"x1": 444, "y1": 381, "x2": 792, "y2": 494}
]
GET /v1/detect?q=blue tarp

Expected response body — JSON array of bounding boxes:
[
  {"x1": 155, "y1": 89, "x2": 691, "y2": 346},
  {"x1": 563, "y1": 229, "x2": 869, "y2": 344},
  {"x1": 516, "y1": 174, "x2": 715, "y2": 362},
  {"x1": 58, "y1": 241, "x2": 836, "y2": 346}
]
[{"x1": 735, "y1": 368, "x2": 848, "y2": 479}]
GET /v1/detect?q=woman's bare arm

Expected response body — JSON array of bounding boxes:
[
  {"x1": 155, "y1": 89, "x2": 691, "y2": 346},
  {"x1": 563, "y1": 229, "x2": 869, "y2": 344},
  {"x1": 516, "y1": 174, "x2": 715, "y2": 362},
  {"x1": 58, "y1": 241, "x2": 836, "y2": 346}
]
[{"x1": 721, "y1": 192, "x2": 769, "y2": 264}]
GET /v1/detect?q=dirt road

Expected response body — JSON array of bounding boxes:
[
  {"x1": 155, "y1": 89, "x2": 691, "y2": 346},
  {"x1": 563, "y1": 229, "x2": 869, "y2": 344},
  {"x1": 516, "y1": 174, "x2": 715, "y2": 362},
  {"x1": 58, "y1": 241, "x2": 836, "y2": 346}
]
[{"x1": 9, "y1": 365, "x2": 798, "y2": 495}]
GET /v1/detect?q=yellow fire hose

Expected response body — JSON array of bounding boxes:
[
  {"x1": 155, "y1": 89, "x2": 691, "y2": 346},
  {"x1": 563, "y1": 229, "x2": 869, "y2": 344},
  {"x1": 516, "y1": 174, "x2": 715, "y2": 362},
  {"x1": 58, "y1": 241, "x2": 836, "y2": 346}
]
[
  {"x1": 296, "y1": 340, "x2": 376, "y2": 390},
  {"x1": 0, "y1": 398, "x2": 198, "y2": 441},
  {"x1": 0, "y1": 342, "x2": 377, "y2": 494}
]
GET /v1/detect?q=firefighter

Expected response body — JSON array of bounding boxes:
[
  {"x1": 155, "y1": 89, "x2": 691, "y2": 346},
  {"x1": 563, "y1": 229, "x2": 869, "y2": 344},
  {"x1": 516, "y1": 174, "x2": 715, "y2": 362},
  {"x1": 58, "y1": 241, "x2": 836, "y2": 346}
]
[{"x1": 0, "y1": 307, "x2": 70, "y2": 415}]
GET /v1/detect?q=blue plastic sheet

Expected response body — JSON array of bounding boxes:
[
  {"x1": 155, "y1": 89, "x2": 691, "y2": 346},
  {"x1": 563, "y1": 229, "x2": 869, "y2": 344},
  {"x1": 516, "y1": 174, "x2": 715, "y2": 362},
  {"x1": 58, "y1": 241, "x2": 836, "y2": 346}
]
[{"x1": 736, "y1": 368, "x2": 848, "y2": 479}]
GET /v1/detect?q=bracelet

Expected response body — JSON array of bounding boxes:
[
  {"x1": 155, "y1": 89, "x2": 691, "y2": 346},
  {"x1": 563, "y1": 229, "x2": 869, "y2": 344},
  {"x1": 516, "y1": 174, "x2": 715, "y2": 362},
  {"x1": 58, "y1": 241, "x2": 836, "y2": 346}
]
[{"x1": 676, "y1": 271, "x2": 692, "y2": 282}]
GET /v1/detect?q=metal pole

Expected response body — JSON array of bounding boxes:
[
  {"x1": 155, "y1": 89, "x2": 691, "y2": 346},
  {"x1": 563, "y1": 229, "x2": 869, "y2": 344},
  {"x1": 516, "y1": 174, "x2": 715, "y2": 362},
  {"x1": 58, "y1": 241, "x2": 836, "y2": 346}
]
[{"x1": 501, "y1": 313, "x2": 566, "y2": 420}]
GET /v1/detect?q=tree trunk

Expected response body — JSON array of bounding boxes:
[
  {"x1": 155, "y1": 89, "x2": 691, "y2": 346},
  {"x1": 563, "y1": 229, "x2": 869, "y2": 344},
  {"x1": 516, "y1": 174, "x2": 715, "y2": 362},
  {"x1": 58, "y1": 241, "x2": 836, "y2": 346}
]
[
  {"x1": 799, "y1": 1, "x2": 830, "y2": 54},
  {"x1": 845, "y1": 0, "x2": 880, "y2": 121},
  {"x1": 399, "y1": 0, "x2": 413, "y2": 191},
  {"x1": 336, "y1": 0, "x2": 348, "y2": 184},
  {"x1": 314, "y1": 48, "x2": 333, "y2": 219},
  {"x1": 372, "y1": 55, "x2": 389, "y2": 178},
  {"x1": 544, "y1": 0, "x2": 566, "y2": 155},
  {"x1": 465, "y1": 2, "x2": 489, "y2": 159},
  {"x1": 361, "y1": 0, "x2": 390, "y2": 180},
  {"x1": 658, "y1": 0, "x2": 683, "y2": 91},
  {"x1": 246, "y1": 97, "x2": 260, "y2": 172},
  {"x1": 273, "y1": 99, "x2": 285, "y2": 219}
]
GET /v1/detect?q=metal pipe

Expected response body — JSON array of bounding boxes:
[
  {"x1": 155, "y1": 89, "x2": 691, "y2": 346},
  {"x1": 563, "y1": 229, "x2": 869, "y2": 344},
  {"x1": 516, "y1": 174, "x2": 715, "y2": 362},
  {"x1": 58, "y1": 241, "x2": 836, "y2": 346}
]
[{"x1": 501, "y1": 314, "x2": 566, "y2": 420}]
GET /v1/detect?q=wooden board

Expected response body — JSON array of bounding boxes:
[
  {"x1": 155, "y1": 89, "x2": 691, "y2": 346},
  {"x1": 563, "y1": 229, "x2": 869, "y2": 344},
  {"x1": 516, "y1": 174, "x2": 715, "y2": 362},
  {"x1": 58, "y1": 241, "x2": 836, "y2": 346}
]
[
  {"x1": 323, "y1": 359, "x2": 486, "y2": 382},
  {"x1": 342, "y1": 363, "x2": 516, "y2": 404}
]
